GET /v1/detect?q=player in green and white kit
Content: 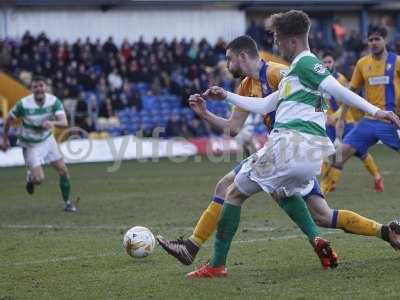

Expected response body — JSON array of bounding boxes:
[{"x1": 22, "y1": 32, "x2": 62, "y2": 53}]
[
  {"x1": 186, "y1": 10, "x2": 400, "y2": 278},
  {"x1": 2, "y1": 76, "x2": 77, "y2": 212}
]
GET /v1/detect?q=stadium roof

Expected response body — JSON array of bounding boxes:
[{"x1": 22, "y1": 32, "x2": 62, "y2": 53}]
[
  {"x1": 0, "y1": 0, "x2": 387, "y2": 6},
  {"x1": 1, "y1": 0, "x2": 398, "y2": 11}
]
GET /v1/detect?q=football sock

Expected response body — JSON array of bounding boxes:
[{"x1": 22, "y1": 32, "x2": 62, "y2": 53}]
[
  {"x1": 362, "y1": 153, "x2": 381, "y2": 179},
  {"x1": 190, "y1": 196, "x2": 224, "y2": 247},
  {"x1": 278, "y1": 195, "x2": 320, "y2": 240},
  {"x1": 321, "y1": 166, "x2": 342, "y2": 195},
  {"x1": 59, "y1": 176, "x2": 71, "y2": 203},
  {"x1": 26, "y1": 169, "x2": 32, "y2": 183},
  {"x1": 331, "y1": 209, "x2": 381, "y2": 236},
  {"x1": 210, "y1": 202, "x2": 240, "y2": 267}
]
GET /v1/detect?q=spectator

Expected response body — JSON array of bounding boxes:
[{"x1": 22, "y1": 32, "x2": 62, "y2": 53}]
[
  {"x1": 165, "y1": 112, "x2": 187, "y2": 137},
  {"x1": 107, "y1": 68, "x2": 123, "y2": 90},
  {"x1": 332, "y1": 18, "x2": 347, "y2": 46},
  {"x1": 345, "y1": 30, "x2": 365, "y2": 56}
]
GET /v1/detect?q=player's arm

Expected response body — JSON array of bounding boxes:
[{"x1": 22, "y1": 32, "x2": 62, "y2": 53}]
[
  {"x1": 320, "y1": 76, "x2": 400, "y2": 127},
  {"x1": 45, "y1": 113, "x2": 68, "y2": 128},
  {"x1": 1, "y1": 114, "x2": 15, "y2": 150},
  {"x1": 202, "y1": 87, "x2": 280, "y2": 115},
  {"x1": 42, "y1": 99, "x2": 68, "y2": 130},
  {"x1": 336, "y1": 62, "x2": 364, "y2": 138},
  {"x1": 188, "y1": 94, "x2": 249, "y2": 136},
  {"x1": 337, "y1": 86, "x2": 359, "y2": 122},
  {"x1": 1, "y1": 101, "x2": 22, "y2": 150}
]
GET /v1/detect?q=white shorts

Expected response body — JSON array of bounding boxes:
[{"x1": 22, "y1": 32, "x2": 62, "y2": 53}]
[
  {"x1": 234, "y1": 129, "x2": 335, "y2": 198},
  {"x1": 22, "y1": 135, "x2": 63, "y2": 169}
]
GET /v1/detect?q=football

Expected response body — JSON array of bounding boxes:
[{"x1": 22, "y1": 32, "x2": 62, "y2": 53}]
[{"x1": 123, "y1": 226, "x2": 156, "y2": 258}]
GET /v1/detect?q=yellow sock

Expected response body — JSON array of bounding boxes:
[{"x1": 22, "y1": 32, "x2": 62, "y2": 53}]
[
  {"x1": 190, "y1": 198, "x2": 223, "y2": 246},
  {"x1": 321, "y1": 167, "x2": 342, "y2": 196},
  {"x1": 362, "y1": 153, "x2": 381, "y2": 179},
  {"x1": 321, "y1": 161, "x2": 330, "y2": 178},
  {"x1": 335, "y1": 210, "x2": 381, "y2": 236}
]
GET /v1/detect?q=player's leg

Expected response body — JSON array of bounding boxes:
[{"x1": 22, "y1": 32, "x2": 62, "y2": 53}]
[
  {"x1": 340, "y1": 120, "x2": 384, "y2": 192},
  {"x1": 30, "y1": 166, "x2": 45, "y2": 184},
  {"x1": 321, "y1": 118, "x2": 377, "y2": 196},
  {"x1": 44, "y1": 135, "x2": 76, "y2": 212},
  {"x1": 187, "y1": 170, "x2": 336, "y2": 278},
  {"x1": 187, "y1": 178, "x2": 255, "y2": 278},
  {"x1": 373, "y1": 119, "x2": 400, "y2": 155},
  {"x1": 157, "y1": 165, "x2": 240, "y2": 265},
  {"x1": 190, "y1": 171, "x2": 235, "y2": 247},
  {"x1": 321, "y1": 125, "x2": 336, "y2": 178},
  {"x1": 22, "y1": 147, "x2": 45, "y2": 194},
  {"x1": 206, "y1": 167, "x2": 327, "y2": 269},
  {"x1": 359, "y1": 153, "x2": 384, "y2": 192},
  {"x1": 305, "y1": 191, "x2": 400, "y2": 250},
  {"x1": 157, "y1": 171, "x2": 234, "y2": 265},
  {"x1": 51, "y1": 159, "x2": 76, "y2": 212}
]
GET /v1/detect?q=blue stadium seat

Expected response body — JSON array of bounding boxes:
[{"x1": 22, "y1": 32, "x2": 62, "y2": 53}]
[
  {"x1": 108, "y1": 126, "x2": 123, "y2": 137},
  {"x1": 136, "y1": 82, "x2": 149, "y2": 95},
  {"x1": 141, "y1": 95, "x2": 158, "y2": 110}
]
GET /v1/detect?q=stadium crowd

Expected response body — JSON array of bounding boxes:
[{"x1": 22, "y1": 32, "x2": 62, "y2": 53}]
[
  {"x1": 0, "y1": 32, "x2": 236, "y2": 139},
  {"x1": 0, "y1": 22, "x2": 399, "y2": 140}
]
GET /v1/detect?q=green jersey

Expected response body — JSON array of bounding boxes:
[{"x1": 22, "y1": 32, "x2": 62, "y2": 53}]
[
  {"x1": 9, "y1": 93, "x2": 65, "y2": 146},
  {"x1": 275, "y1": 51, "x2": 330, "y2": 139}
]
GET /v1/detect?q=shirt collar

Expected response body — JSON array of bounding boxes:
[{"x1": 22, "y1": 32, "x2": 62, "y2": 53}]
[{"x1": 291, "y1": 50, "x2": 313, "y2": 65}]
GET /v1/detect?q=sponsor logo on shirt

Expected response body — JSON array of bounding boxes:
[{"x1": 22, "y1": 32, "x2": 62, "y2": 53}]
[
  {"x1": 313, "y1": 63, "x2": 327, "y2": 75},
  {"x1": 368, "y1": 76, "x2": 389, "y2": 85}
]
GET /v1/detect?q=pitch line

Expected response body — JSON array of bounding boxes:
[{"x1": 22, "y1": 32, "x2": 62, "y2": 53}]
[{"x1": 0, "y1": 224, "x2": 278, "y2": 232}]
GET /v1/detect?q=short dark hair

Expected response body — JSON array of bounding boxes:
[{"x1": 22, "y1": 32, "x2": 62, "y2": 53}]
[
  {"x1": 226, "y1": 35, "x2": 259, "y2": 58},
  {"x1": 269, "y1": 10, "x2": 311, "y2": 37},
  {"x1": 31, "y1": 75, "x2": 47, "y2": 83},
  {"x1": 367, "y1": 24, "x2": 388, "y2": 38},
  {"x1": 322, "y1": 51, "x2": 336, "y2": 60}
]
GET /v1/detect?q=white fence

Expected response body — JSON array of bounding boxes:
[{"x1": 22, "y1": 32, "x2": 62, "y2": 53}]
[
  {"x1": 0, "y1": 135, "x2": 198, "y2": 167},
  {"x1": 2, "y1": 7, "x2": 246, "y2": 44}
]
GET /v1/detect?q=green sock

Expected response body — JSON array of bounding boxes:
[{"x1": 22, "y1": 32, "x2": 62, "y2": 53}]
[
  {"x1": 210, "y1": 203, "x2": 241, "y2": 267},
  {"x1": 59, "y1": 176, "x2": 71, "y2": 203},
  {"x1": 278, "y1": 194, "x2": 320, "y2": 239}
]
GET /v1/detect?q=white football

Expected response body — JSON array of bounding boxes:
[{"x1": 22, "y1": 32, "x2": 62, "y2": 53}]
[{"x1": 123, "y1": 226, "x2": 156, "y2": 258}]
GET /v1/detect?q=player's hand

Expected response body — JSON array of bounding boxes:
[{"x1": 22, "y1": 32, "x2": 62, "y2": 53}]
[
  {"x1": 335, "y1": 119, "x2": 345, "y2": 140},
  {"x1": 333, "y1": 138, "x2": 342, "y2": 150},
  {"x1": 42, "y1": 120, "x2": 54, "y2": 130},
  {"x1": 0, "y1": 138, "x2": 10, "y2": 151},
  {"x1": 326, "y1": 115, "x2": 337, "y2": 126},
  {"x1": 202, "y1": 86, "x2": 227, "y2": 101},
  {"x1": 374, "y1": 110, "x2": 400, "y2": 128},
  {"x1": 188, "y1": 94, "x2": 207, "y2": 117}
]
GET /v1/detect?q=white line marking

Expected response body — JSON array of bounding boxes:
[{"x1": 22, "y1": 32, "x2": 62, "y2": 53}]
[
  {"x1": 0, "y1": 224, "x2": 128, "y2": 230},
  {"x1": 0, "y1": 224, "x2": 278, "y2": 232}
]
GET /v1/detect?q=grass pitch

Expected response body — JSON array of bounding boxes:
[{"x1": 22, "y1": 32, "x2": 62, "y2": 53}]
[{"x1": 1, "y1": 145, "x2": 400, "y2": 299}]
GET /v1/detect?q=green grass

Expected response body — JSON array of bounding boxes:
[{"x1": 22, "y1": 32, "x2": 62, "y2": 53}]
[{"x1": 1, "y1": 145, "x2": 400, "y2": 299}]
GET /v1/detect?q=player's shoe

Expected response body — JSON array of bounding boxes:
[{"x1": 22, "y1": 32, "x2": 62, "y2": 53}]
[
  {"x1": 156, "y1": 235, "x2": 199, "y2": 265},
  {"x1": 64, "y1": 201, "x2": 77, "y2": 212},
  {"x1": 186, "y1": 263, "x2": 227, "y2": 279},
  {"x1": 25, "y1": 181, "x2": 34, "y2": 195},
  {"x1": 374, "y1": 178, "x2": 384, "y2": 192},
  {"x1": 25, "y1": 170, "x2": 34, "y2": 195},
  {"x1": 311, "y1": 237, "x2": 339, "y2": 269},
  {"x1": 382, "y1": 220, "x2": 400, "y2": 250}
]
